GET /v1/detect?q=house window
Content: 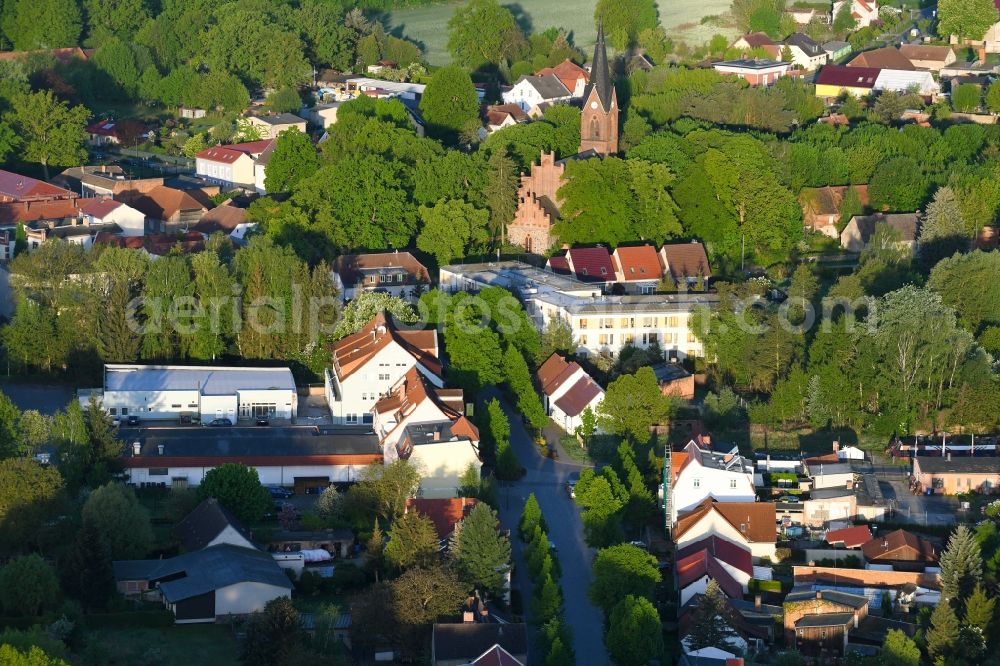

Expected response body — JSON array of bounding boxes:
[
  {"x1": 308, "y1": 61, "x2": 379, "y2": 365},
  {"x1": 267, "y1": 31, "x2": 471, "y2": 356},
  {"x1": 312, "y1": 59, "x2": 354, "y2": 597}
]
[
  {"x1": 149, "y1": 468, "x2": 168, "y2": 476},
  {"x1": 640, "y1": 285, "x2": 654, "y2": 295},
  {"x1": 730, "y1": 479, "x2": 738, "y2": 489},
  {"x1": 666, "y1": 316, "x2": 679, "y2": 327},
  {"x1": 580, "y1": 335, "x2": 588, "y2": 345},
  {"x1": 379, "y1": 374, "x2": 390, "y2": 381},
  {"x1": 345, "y1": 414, "x2": 358, "y2": 424},
  {"x1": 579, "y1": 318, "x2": 588, "y2": 329},
  {"x1": 693, "y1": 478, "x2": 701, "y2": 488},
  {"x1": 121, "y1": 408, "x2": 129, "y2": 415},
  {"x1": 396, "y1": 274, "x2": 404, "y2": 282},
  {"x1": 109, "y1": 408, "x2": 118, "y2": 416},
  {"x1": 171, "y1": 404, "x2": 182, "y2": 409},
  {"x1": 368, "y1": 276, "x2": 377, "y2": 284}
]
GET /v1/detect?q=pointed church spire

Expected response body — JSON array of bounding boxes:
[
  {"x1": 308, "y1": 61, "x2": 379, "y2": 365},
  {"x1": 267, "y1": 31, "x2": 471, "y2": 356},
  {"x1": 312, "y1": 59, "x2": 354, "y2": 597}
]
[{"x1": 588, "y1": 18, "x2": 613, "y2": 112}]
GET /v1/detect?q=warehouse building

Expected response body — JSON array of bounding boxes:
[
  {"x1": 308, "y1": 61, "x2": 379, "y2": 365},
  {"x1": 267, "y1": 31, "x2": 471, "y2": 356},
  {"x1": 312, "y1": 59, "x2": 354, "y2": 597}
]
[{"x1": 82, "y1": 364, "x2": 297, "y2": 423}]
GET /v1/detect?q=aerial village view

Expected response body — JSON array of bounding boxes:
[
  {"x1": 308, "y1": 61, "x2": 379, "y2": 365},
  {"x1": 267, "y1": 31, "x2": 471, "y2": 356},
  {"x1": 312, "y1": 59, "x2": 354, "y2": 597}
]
[{"x1": 0, "y1": 0, "x2": 997, "y2": 663}]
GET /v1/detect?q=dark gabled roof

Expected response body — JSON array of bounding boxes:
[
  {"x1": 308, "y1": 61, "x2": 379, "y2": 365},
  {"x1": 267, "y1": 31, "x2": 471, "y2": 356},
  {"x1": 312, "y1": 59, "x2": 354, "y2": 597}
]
[
  {"x1": 175, "y1": 498, "x2": 255, "y2": 552},
  {"x1": 796, "y1": 612, "x2": 855, "y2": 628},
  {"x1": 916, "y1": 455, "x2": 1000, "y2": 474},
  {"x1": 114, "y1": 544, "x2": 292, "y2": 602},
  {"x1": 432, "y1": 623, "x2": 528, "y2": 662},
  {"x1": 517, "y1": 74, "x2": 571, "y2": 100},
  {"x1": 785, "y1": 32, "x2": 824, "y2": 57},
  {"x1": 849, "y1": 213, "x2": 919, "y2": 244},
  {"x1": 584, "y1": 19, "x2": 614, "y2": 112},
  {"x1": 785, "y1": 588, "x2": 868, "y2": 609},
  {"x1": 816, "y1": 64, "x2": 880, "y2": 88}
]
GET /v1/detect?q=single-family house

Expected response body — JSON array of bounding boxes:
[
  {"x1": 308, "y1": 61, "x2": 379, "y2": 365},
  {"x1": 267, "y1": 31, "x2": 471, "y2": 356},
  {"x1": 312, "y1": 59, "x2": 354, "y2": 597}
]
[
  {"x1": 0, "y1": 169, "x2": 76, "y2": 204},
  {"x1": 501, "y1": 74, "x2": 574, "y2": 113},
  {"x1": 658, "y1": 242, "x2": 712, "y2": 287},
  {"x1": 815, "y1": 65, "x2": 880, "y2": 98},
  {"x1": 535, "y1": 59, "x2": 589, "y2": 98},
  {"x1": 120, "y1": 185, "x2": 210, "y2": 232},
  {"x1": 800, "y1": 185, "x2": 869, "y2": 238},
  {"x1": 244, "y1": 113, "x2": 307, "y2": 140},
  {"x1": 783, "y1": 588, "x2": 869, "y2": 657},
  {"x1": 732, "y1": 32, "x2": 778, "y2": 53},
  {"x1": 192, "y1": 202, "x2": 255, "y2": 242},
  {"x1": 861, "y1": 529, "x2": 937, "y2": 565},
  {"x1": 308, "y1": 102, "x2": 345, "y2": 129},
  {"x1": 175, "y1": 498, "x2": 256, "y2": 552},
  {"x1": 674, "y1": 499, "x2": 778, "y2": 561},
  {"x1": 786, "y1": 7, "x2": 820, "y2": 24},
  {"x1": 805, "y1": 460, "x2": 855, "y2": 490},
  {"x1": 833, "y1": 0, "x2": 879, "y2": 27},
  {"x1": 536, "y1": 353, "x2": 604, "y2": 433},
  {"x1": 712, "y1": 59, "x2": 792, "y2": 86},
  {"x1": 331, "y1": 251, "x2": 430, "y2": 302},
  {"x1": 823, "y1": 41, "x2": 852, "y2": 61},
  {"x1": 78, "y1": 198, "x2": 145, "y2": 236},
  {"x1": 326, "y1": 312, "x2": 442, "y2": 425},
  {"x1": 784, "y1": 33, "x2": 829, "y2": 70},
  {"x1": 195, "y1": 139, "x2": 273, "y2": 189},
  {"x1": 848, "y1": 46, "x2": 914, "y2": 70},
  {"x1": 898, "y1": 44, "x2": 956, "y2": 71},
  {"x1": 840, "y1": 212, "x2": 919, "y2": 254},
  {"x1": 7, "y1": 197, "x2": 146, "y2": 252},
  {"x1": 547, "y1": 246, "x2": 616, "y2": 284},
  {"x1": 874, "y1": 68, "x2": 940, "y2": 96},
  {"x1": 912, "y1": 454, "x2": 1000, "y2": 494},
  {"x1": 86, "y1": 119, "x2": 149, "y2": 146},
  {"x1": 484, "y1": 104, "x2": 529, "y2": 134},
  {"x1": 671, "y1": 440, "x2": 756, "y2": 524},
  {"x1": 676, "y1": 536, "x2": 753, "y2": 605},
  {"x1": 432, "y1": 623, "x2": 528, "y2": 666},
  {"x1": 611, "y1": 245, "x2": 662, "y2": 293},
  {"x1": 825, "y1": 525, "x2": 872, "y2": 549}
]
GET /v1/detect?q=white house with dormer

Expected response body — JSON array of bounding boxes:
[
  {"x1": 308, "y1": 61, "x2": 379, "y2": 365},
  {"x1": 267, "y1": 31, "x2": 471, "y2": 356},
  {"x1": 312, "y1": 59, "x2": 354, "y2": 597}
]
[
  {"x1": 674, "y1": 499, "x2": 778, "y2": 561},
  {"x1": 671, "y1": 440, "x2": 756, "y2": 525},
  {"x1": 833, "y1": 0, "x2": 879, "y2": 28},
  {"x1": 535, "y1": 353, "x2": 604, "y2": 433},
  {"x1": 324, "y1": 313, "x2": 443, "y2": 425}
]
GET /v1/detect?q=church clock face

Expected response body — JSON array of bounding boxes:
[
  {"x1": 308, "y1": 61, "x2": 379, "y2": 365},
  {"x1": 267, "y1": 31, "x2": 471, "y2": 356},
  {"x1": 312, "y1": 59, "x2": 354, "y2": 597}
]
[{"x1": 590, "y1": 101, "x2": 598, "y2": 109}]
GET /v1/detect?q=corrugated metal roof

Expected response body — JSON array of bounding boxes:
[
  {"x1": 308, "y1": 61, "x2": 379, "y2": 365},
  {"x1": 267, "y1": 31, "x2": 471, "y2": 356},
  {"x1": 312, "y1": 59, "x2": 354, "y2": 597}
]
[{"x1": 105, "y1": 364, "x2": 295, "y2": 395}]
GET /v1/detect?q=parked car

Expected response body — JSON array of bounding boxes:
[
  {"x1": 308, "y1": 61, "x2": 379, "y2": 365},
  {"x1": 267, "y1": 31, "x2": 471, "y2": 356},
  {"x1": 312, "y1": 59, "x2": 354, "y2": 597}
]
[
  {"x1": 565, "y1": 471, "x2": 580, "y2": 499},
  {"x1": 126, "y1": 415, "x2": 140, "y2": 426},
  {"x1": 267, "y1": 486, "x2": 294, "y2": 499},
  {"x1": 628, "y1": 540, "x2": 648, "y2": 550},
  {"x1": 778, "y1": 495, "x2": 801, "y2": 503},
  {"x1": 256, "y1": 417, "x2": 270, "y2": 426},
  {"x1": 207, "y1": 418, "x2": 232, "y2": 427}
]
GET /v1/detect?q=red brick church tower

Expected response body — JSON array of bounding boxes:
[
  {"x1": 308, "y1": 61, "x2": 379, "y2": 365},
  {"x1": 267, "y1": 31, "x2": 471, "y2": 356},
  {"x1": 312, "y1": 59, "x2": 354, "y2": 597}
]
[{"x1": 579, "y1": 20, "x2": 618, "y2": 156}]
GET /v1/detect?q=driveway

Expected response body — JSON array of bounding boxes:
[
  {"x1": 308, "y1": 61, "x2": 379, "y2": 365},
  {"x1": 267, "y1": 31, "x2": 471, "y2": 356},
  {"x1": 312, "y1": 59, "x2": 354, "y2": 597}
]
[
  {"x1": 490, "y1": 391, "x2": 609, "y2": 666},
  {"x1": 870, "y1": 456, "x2": 959, "y2": 526}
]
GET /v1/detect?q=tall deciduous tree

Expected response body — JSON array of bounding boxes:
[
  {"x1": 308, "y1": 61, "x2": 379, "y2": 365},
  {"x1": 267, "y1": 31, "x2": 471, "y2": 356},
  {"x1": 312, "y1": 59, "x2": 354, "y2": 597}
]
[
  {"x1": 417, "y1": 199, "x2": 490, "y2": 265},
  {"x1": 81, "y1": 482, "x2": 153, "y2": 560},
  {"x1": 264, "y1": 128, "x2": 319, "y2": 194},
  {"x1": 2, "y1": 0, "x2": 82, "y2": 50},
  {"x1": 62, "y1": 519, "x2": 115, "y2": 610},
  {"x1": 447, "y1": 0, "x2": 525, "y2": 70},
  {"x1": 595, "y1": 0, "x2": 659, "y2": 50},
  {"x1": 0, "y1": 458, "x2": 65, "y2": 554},
  {"x1": 385, "y1": 511, "x2": 440, "y2": 570},
  {"x1": 598, "y1": 367, "x2": 674, "y2": 441},
  {"x1": 938, "y1": 0, "x2": 999, "y2": 42},
  {"x1": 589, "y1": 544, "x2": 661, "y2": 615},
  {"x1": 928, "y1": 250, "x2": 1000, "y2": 335},
  {"x1": 197, "y1": 463, "x2": 271, "y2": 524},
  {"x1": 9, "y1": 91, "x2": 89, "y2": 180},
  {"x1": 240, "y1": 597, "x2": 303, "y2": 665},
  {"x1": 605, "y1": 595, "x2": 664, "y2": 666},
  {"x1": 449, "y1": 502, "x2": 511, "y2": 596},
  {"x1": 357, "y1": 460, "x2": 421, "y2": 521},
  {"x1": 0, "y1": 555, "x2": 59, "y2": 617},
  {"x1": 419, "y1": 66, "x2": 480, "y2": 144}
]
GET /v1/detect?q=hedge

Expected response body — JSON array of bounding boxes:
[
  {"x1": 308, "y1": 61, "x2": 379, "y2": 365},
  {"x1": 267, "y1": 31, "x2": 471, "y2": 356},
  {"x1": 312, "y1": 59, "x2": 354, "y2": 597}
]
[{"x1": 83, "y1": 610, "x2": 175, "y2": 629}]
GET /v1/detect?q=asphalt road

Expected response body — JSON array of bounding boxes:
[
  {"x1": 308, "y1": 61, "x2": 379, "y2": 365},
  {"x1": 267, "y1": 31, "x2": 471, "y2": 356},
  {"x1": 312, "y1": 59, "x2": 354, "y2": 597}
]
[{"x1": 490, "y1": 390, "x2": 610, "y2": 666}]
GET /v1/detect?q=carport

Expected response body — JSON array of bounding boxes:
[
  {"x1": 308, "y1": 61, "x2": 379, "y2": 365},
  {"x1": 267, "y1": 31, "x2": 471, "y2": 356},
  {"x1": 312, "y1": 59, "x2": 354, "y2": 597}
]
[{"x1": 294, "y1": 476, "x2": 330, "y2": 495}]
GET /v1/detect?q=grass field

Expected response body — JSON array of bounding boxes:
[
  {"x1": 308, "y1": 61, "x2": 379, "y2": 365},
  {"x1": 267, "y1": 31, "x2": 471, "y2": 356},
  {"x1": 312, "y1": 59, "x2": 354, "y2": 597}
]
[
  {"x1": 380, "y1": 0, "x2": 734, "y2": 66},
  {"x1": 88, "y1": 625, "x2": 239, "y2": 666}
]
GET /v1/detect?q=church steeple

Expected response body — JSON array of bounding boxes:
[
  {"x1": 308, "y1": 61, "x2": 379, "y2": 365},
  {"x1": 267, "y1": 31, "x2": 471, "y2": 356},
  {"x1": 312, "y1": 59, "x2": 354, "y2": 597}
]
[{"x1": 579, "y1": 18, "x2": 618, "y2": 156}]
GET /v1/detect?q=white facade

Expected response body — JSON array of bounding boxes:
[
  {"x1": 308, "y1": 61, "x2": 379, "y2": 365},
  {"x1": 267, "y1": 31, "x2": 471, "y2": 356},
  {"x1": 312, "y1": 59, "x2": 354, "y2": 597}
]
[
  {"x1": 196, "y1": 153, "x2": 256, "y2": 189},
  {"x1": 125, "y1": 462, "x2": 372, "y2": 487},
  {"x1": 214, "y1": 581, "x2": 290, "y2": 617},
  {"x1": 402, "y1": 439, "x2": 482, "y2": 499},
  {"x1": 85, "y1": 364, "x2": 297, "y2": 422},
  {"x1": 833, "y1": 0, "x2": 879, "y2": 27},
  {"x1": 675, "y1": 508, "x2": 777, "y2": 561},
  {"x1": 874, "y1": 68, "x2": 940, "y2": 95},
  {"x1": 787, "y1": 44, "x2": 829, "y2": 70},
  {"x1": 88, "y1": 202, "x2": 146, "y2": 236},
  {"x1": 501, "y1": 77, "x2": 572, "y2": 112},
  {"x1": 678, "y1": 563, "x2": 752, "y2": 606},
  {"x1": 671, "y1": 441, "x2": 756, "y2": 524}
]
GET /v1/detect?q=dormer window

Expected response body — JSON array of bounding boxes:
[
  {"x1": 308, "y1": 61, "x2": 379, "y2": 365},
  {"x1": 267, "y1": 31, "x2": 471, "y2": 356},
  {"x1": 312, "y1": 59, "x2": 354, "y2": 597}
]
[
  {"x1": 600, "y1": 267, "x2": 607, "y2": 275},
  {"x1": 693, "y1": 478, "x2": 700, "y2": 488}
]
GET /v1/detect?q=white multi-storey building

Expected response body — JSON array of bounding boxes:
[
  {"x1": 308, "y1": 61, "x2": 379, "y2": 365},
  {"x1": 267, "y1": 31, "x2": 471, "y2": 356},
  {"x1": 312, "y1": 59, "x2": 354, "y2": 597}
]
[
  {"x1": 439, "y1": 261, "x2": 717, "y2": 361},
  {"x1": 671, "y1": 439, "x2": 756, "y2": 524}
]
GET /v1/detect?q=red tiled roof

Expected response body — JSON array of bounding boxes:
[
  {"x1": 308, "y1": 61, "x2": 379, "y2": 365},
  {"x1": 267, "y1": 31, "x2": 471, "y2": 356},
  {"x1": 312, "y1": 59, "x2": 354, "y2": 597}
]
[
  {"x1": 659, "y1": 242, "x2": 711, "y2": 280},
  {"x1": 737, "y1": 32, "x2": 776, "y2": 48},
  {"x1": 815, "y1": 64, "x2": 880, "y2": 88},
  {"x1": 536, "y1": 353, "x2": 583, "y2": 397},
  {"x1": 898, "y1": 44, "x2": 954, "y2": 62},
  {"x1": 0, "y1": 169, "x2": 75, "y2": 202},
  {"x1": 535, "y1": 59, "x2": 589, "y2": 93},
  {"x1": 196, "y1": 139, "x2": 273, "y2": 164},
  {"x1": 125, "y1": 185, "x2": 207, "y2": 221},
  {"x1": 405, "y1": 497, "x2": 479, "y2": 540},
  {"x1": 333, "y1": 251, "x2": 430, "y2": 285},
  {"x1": 825, "y1": 526, "x2": 872, "y2": 549},
  {"x1": 193, "y1": 203, "x2": 248, "y2": 234},
  {"x1": 676, "y1": 547, "x2": 746, "y2": 599},
  {"x1": 675, "y1": 499, "x2": 777, "y2": 544},
  {"x1": 546, "y1": 255, "x2": 571, "y2": 275},
  {"x1": 485, "y1": 104, "x2": 528, "y2": 126},
  {"x1": 0, "y1": 200, "x2": 79, "y2": 225},
  {"x1": 861, "y1": 529, "x2": 938, "y2": 563},
  {"x1": 612, "y1": 245, "x2": 662, "y2": 281},
  {"x1": 848, "y1": 47, "x2": 914, "y2": 70},
  {"x1": 677, "y1": 535, "x2": 753, "y2": 575},
  {"x1": 553, "y1": 377, "x2": 603, "y2": 417},
  {"x1": 332, "y1": 313, "x2": 441, "y2": 381},
  {"x1": 78, "y1": 197, "x2": 122, "y2": 219},
  {"x1": 567, "y1": 246, "x2": 615, "y2": 282}
]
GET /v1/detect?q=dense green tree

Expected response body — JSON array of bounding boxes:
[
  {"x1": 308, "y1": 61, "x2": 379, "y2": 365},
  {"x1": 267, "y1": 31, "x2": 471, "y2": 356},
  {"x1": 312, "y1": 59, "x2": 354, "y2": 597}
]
[
  {"x1": 84, "y1": 0, "x2": 150, "y2": 38},
  {"x1": 198, "y1": 463, "x2": 271, "y2": 524},
  {"x1": 419, "y1": 66, "x2": 480, "y2": 144},
  {"x1": 987, "y1": 80, "x2": 1000, "y2": 112},
  {"x1": 264, "y1": 128, "x2": 320, "y2": 194},
  {"x1": 531, "y1": 573, "x2": 562, "y2": 624},
  {"x1": 9, "y1": 91, "x2": 88, "y2": 180},
  {"x1": 537, "y1": 316, "x2": 576, "y2": 364},
  {"x1": 928, "y1": 250, "x2": 1000, "y2": 335},
  {"x1": 449, "y1": 503, "x2": 511, "y2": 596},
  {"x1": 447, "y1": 0, "x2": 525, "y2": 70},
  {"x1": 62, "y1": 519, "x2": 115, "y2": 610},
  {"x1": 927, "y1": 597, "x2": 960, "y2": 659},
  {"x1": 240, "y1": 597, "x2": 303, "y2": 666},
  {"x1": 91, "y1": 37, "x2": 139, "y2": 100},
  {"x1": 963, "y1": 584, "x2": 995, "y2": 634},
  {"x1": 595, "y1": 0, "x2": 659, "y2": 50},
  {"x1": 386, "y1": 511, "x2": 440, "y2": 570},
  {"x1": 519, "y1": 492, "x2": 544, "y2": 540},
  {"x1": 879, "y1": 629, "x2": 920, "y2": 666},
  {"x1": 868, "y1": 157, "x2": 927, "y2": 212},
  {"x1": 332, "y1": 293, "x2": 415, "y2": 340},
  {"x1": 388, "y1": 566, "x2": 467, "y2": 659},
  {"x1": 2, "y1": 0, "x2": 82, "y2": 50},
  {"x1": 200, "y1": 6, "x2": 309, "y2": 89},
  {"x1": 940, "y1": 524, "x2": 982, "y2": 604},
  {"x1": 0, "y1": 555, "x2": 59, "y2": 617},
  {"x1": 598, "y1": 367, "x2": 674, "y2": 441},
  {"x1": 0, "y1": 645, "x2": 69, "y2": 666},
  {"x1": 356, "y1": 460, "x2": 421, "y2": 521},
  {"x1": 605, "y1": 595, "x2": 663, "y2": 666},
  {"x1": 920, "y1": 185, "x2": 967, "y2": 244},
  {"x1": 0, "y1": 458, "x2": 65, "y2": 553},
  {"x1": 952, "y1": 83, "x2": 982, "y2": 112},
  {"x1": 685, "y1": 580, "x2": 740, "y2": 651},
  {"x1": 501, "y1": 344, "x2": 547, "y2": 429},
  {"x1": 266, "y1": 87, "x2": 301, "y2": 114},
  {"x1": 483, "y1": 148, "x2": 519, "y2": 241},
  {"x1": 589, "y1": 544, "x2": 661, "y2": 615},
  {"x1": 832, "y1": 1, "x2": 858, "y2": 32},
  {"x1": 81, "y1": 482, "x2": 153, "y2": 560},
  {"x1": 96, "y1": 278, "x2": 140, "y2": 363},
  {"x1": 417, "y1": 199, "x2": 490, "y2": 264},
  {"x1": 938, "y1": 0, "x2": 999, "y2": 42}
]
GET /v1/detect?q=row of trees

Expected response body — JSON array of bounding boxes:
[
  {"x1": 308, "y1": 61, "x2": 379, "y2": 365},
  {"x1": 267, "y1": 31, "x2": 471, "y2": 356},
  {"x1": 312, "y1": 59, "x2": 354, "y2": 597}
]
[{"x1": 519, "y1": 494, "x2": 576, "y2": 666}]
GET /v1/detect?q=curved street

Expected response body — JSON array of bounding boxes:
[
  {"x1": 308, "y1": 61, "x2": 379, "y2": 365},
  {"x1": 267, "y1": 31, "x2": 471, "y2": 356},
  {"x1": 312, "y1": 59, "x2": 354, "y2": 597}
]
[{"x1": 490, "y1": 391, "x2": 610, "y2": 666}]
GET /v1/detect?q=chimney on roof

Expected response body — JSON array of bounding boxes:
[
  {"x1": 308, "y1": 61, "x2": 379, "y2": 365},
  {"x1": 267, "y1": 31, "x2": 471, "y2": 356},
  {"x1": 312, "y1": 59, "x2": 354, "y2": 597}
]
[
  {"x1": 157, "y1": 444, "x2": 164, "y2": 456},
  {"x1": 815, "y1": 590, "x2": 821, "y2": 600},
  {"x1": 462, "y1": 611, "x2": 474, "y2": 623},
  {"x1": 755, "y1": 594, "x2": 762, "y2": 610},
  {"x1": 832, "y1": 440, "x2": 840, "y2": 452},
  {"x1": 947, "y1": 452, "x2": 952, "y2": 462},
  {"x1": 433, "y1": 429, "x2": 440, "y2": 441},
  {"x1": 132, "y1": 442, "x2": 140, "y2": 456}
]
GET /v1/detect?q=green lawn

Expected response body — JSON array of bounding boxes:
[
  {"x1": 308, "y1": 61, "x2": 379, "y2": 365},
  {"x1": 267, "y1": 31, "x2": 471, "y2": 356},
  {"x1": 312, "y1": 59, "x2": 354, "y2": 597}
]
[
  {"x1": 86, "y1": 625, "x2": 239, "y2": 666},
  {"x1": 381, "y1": 0, "x2": 734, "y2": 66}
]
